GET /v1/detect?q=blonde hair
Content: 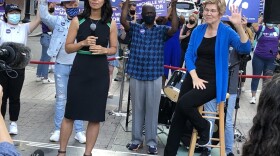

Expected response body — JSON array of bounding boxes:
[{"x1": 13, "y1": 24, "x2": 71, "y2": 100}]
[{"x1": 203, "y1": 0, "x2": 226, "y2": 15}]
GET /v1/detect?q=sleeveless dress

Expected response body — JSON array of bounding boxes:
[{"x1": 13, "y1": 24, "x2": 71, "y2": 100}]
[{"x1": 64, "y1": 18, "x2": 110, "y2": 122}]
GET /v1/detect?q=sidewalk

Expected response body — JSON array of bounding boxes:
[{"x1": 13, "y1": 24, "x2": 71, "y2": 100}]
[
  {"x1": 3, "y1": 20, "x2": 260, "y2": 155},
  {"x1": 2, "y1": 65, "x2": 259, "y2": 156}
]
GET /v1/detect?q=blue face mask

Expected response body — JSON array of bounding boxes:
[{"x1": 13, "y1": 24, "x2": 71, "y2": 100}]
[
  {"x1": 66, "y1": 8, "x2": 79, "y2": 18},
  {"x1": 7, "y1": 14, "x2": 21, "y2": 25},
  {"x1": 266, "y1": 23, "x2": 274, "y2": 27}
]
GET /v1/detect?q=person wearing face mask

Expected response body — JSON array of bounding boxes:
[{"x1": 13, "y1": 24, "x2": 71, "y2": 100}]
[
  {"x1": 36, "y1": 2, "x2": 56, "y2": 84},
  {"x1": 0, "y1": 3, "x2": 41, "y2": 135},
  {"x1": 162, "y1": 6, "x2": 185, "y2": 89},
  {"x1": 39, "y1": 0, "x2": 86, "y2": 144},
  {"x1": 179, "y1": 13, "x2": 198, "y2": 68},
  {"x1": 121, "y1": 0, "x2": 179, "y2": 154},
  {"x1": 249, "y1": 16, "x2": 280, "y2": 104},
  {"x1": 114, "y1": 2, "x2": 136, "y2": 82}
]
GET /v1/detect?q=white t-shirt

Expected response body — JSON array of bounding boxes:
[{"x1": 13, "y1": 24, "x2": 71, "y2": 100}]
[{"x1": 0, "y1": 20, "x2": 30, "y2": 46}]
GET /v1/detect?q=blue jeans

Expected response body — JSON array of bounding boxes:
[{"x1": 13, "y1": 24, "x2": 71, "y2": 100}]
[
  {"x1": 251, "y1": 54, "x2": 275, "y2": 92},
  {"x1": 204, "y1": 94, "x2": 237, "y2": 154},
  {"x1": 36, "y1": 34, "x2": 51, "y2": 79},
  {"x1": 54, "y1": 63, "x2": 84, "y2": 132}
]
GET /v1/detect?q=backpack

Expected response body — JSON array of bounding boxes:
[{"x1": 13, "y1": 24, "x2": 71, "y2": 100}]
[{"x1": 252, "y1": 26, "x2": 279, "y2": 51}]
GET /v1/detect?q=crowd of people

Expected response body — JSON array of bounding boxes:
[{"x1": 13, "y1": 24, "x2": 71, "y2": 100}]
[{"x1": 0, "y1": 0, "x2": 280, "y2": 156}]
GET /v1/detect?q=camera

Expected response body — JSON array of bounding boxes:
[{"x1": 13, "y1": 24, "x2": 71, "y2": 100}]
[{"x1": 240, "y1": 54, "x2": 251, "y2": 62}]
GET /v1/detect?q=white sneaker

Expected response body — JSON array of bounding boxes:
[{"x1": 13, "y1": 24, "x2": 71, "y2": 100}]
[
  {"x1": 250, "y1": 97, "x2": 256, "y2": 104},
  {"x1": 108, "y1": 92, "x2": 113, "y2": 99},
  {"x1": 241, "y1": 87, "x2": 245, "y2": 92},
  {"x1": 36, "y1": 77, "x2": 43, "y2": 82},
  {"x1": 9, "y1": 122, "x2": 18, "y2": 135},
  {"x1": 74, "y1": 131, "x2": 86, "y2": 144},
  {"x1": 42, "y1": 78, "x2": 55, "y2": 84},
  {"x1": 49, "y1": 130, "x2": 60, "y2": 142}
]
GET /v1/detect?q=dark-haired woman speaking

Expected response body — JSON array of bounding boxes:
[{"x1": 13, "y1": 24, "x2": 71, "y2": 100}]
[{"x1": 59, "y1": 0, "x2": 117, "y2": 155}]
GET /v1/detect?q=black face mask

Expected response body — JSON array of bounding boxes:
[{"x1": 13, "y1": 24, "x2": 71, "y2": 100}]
[
  {"x1": 130, "y1": 10, "x2": 136, "y2": 15},
  {"x1": 49, "y1": 8, "x2": 55, "y2": 13},
  {"x1": 189, "y1": 20, "x2": 195, "y2": 25},
  {"x1": 142, "y1": 15, "x2": 156, "y2": 25}
]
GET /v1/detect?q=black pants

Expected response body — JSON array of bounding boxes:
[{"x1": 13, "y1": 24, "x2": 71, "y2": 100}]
[
  {"x1": 164, "y1": 74, "x2": 216, "y2": 156},
  {"x1": 0, "y1": 68, "x2": 25, "y2": 121}
]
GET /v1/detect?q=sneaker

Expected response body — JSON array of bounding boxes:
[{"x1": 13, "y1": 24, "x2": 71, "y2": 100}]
[
  {"x1": 227, "y1": 152, "x2": 234, "y2": 156},
  {"x1": 250, "y1": 97, "x2": 256, "y2": 104},
  {"x1": 200, "y1": 147, "x2": 211, "y2": 156},
  {"x1": 114, "y1": 77, "x2": 122, "y2": 81},
  {"x1": 127, "y1": 143, "x2": 143, "y2": 151},
  {"x1": 197, "y1": 120, "x2": 212, "y2": 146},
  {"x1": 108, "y1": 92, "x2": 113, "y2": 99},
  {"x1": 74, "y1": 131, "x2": 86, "y2": 144},
  {"x1": 49, "y1": 130, "x2": 60, "y2": 142},
  {"x1": 147, "y1": 145, "x2": 158, "y2": 155},
  {"x1": 241, "y1": 87, "x2": 245, "y2": 92},
  {"x1": 9, "y1": 122, "x2": 18, "y2": 135},
  {"x1": 31, "y1": 149, "x2": 44, "y2": 156},
  {"x1": 36, "y1": 77, "x2": 43, "y2": 82},
  {"x1": 42, "y1": 78, "x2": 55, "y2": 84}
]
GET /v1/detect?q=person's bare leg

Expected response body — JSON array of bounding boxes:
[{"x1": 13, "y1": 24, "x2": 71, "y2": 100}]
[
  {"x1": 84, "y1": 122, "x2": 100, "y2": 155},
  {"x1": 58, "y1": 118, "x2": 74, "y2": 156}
]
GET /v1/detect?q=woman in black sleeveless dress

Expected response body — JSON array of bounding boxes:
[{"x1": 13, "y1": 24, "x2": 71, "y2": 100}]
[{"x1": 57, "y1": 0, "x2": 118, "y2": 155}]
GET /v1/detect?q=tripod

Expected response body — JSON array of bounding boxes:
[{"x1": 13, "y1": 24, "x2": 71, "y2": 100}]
[{"x1": 232, "y1": 59, "x2": 247, "y2": 154}]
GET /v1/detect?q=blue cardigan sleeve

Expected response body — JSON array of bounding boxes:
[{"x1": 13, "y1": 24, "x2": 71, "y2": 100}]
[
  {"x1": 228, "y1": 28, "x2": 251, "y2": 54},
  {"x1": 185, "y1": 27, "x2": 198, "y2": 72}
]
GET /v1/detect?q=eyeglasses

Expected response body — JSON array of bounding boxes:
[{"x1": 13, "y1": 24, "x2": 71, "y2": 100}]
[{"x1": 204, "y1": 8, "x2": 218, "y2": 14}]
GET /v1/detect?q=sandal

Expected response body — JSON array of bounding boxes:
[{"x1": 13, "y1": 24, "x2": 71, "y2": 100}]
[
  {"x1": 57, "y1": 150, "x2": 66, "y2": 156},
  {"x1": 84, "y1": 153, "x2": 92, "y2": 156}
]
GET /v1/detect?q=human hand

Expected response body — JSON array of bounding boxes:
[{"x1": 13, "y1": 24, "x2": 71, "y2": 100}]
[
  {"x1": 81, "y1": 36, "x2": 98, "y2": 47},
  {"x1": 228, "y1": 5, "x2": 242, "y2": 26},
  {"x1": 89, "y1": 45, "x2": 107, "y2": 55},
  {"x1": 170, "y1": 0, "x2": 177, "y2": 8},
  {"x1": 192, "y1": 77, "x2": 208, "y2": 90}
]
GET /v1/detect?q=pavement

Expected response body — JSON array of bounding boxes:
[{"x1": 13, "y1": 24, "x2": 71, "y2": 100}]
[{"x1": 2, "y1": 19, "x2": 262, "y2": 156}]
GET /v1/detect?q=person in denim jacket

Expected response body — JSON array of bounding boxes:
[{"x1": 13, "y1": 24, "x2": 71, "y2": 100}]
[{"x1": 39, "y1": 0, "x2": 85, "y2": 144}]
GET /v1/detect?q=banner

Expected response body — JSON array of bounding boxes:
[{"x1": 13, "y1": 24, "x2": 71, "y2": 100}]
[
  {"x1": 0, "y1": 5, "x2": 4, "y2": 20},
  {"x1": 221, "y1": 0, "x2": 260, "y2": 23}
]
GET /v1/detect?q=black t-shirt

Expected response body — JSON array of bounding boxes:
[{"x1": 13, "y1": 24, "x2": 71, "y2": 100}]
[{"x1": 195, "y1": 36, "x2": 216, "y2": 83}]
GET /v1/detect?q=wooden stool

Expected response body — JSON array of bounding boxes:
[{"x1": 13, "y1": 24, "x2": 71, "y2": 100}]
[{"x1": 188, "y1": 102, "x2": 225, "y2": 156}]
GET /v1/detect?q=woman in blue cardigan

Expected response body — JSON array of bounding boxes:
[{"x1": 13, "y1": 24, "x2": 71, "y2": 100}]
[{"x1": 164, "y1": 0, "x2": 251, "y2": 155}]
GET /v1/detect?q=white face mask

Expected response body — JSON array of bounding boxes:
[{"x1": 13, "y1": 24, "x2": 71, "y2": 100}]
[
  {"x1": 7, "y1": 13, "x2": 21, "y2": 25},
  {"x1": 266, "y1": 23, "x2": 274, "y2": 27}
]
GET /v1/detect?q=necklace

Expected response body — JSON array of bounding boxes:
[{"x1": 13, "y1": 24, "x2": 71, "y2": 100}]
[{"x1": 90, "y1": 19, "x2": 100, "y2": 31}]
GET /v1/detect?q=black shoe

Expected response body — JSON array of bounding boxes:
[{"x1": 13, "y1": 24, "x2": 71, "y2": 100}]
[
  {"x1": 31, "y1": 149, "x2": 44, "y2": 156},
  {"x1": 200, "y1": 147, "x2": 211, "y2": 156},
  {"x1": 227, "y1": 152, "x2": 234, "y2": 156},
  {"x1": 147, "y1": 145, "x2": 158, "y2": 155},
  {"x1": 197, "y1": 120, "x2": 212, "y2": 146}
]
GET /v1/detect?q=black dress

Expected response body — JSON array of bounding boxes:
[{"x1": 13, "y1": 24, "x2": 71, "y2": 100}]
[{"x1": 64, "y1": 18, "x2": 110, "y2": 122}]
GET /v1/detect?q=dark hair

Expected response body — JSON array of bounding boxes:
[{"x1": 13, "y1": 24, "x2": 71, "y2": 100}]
[
  {"x1": 3, "y1": 13, "x2": 7, "y2": 23},
  {"x1": 79, "y1": 0, "x2": 112, "y2": 23},
  {"x1": 242, "y1": 74, "x2": 280, "y2": 156},
  {"x1": 129, "y1": 2, "x2": 136, "y2": 7}
]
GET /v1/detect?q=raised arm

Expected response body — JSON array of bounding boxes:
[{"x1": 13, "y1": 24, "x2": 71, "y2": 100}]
[
  {"x1": 39, "y1": 0, "x2": 58, "y2": 30},
  {"x1": 120, "y1": 0, "x2": 130, "y2": 31},
  {"x1": 228, "y1": 5, "x2": 248, "y2": 43},
  {"x1": 166, "y1": 0, "x2": 178, "y2": 36},
  {"x1": 29, "y1": 5, "x2": 41, "y2": 33}
]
